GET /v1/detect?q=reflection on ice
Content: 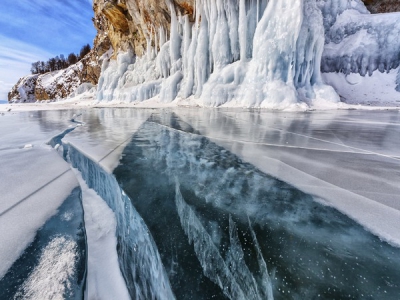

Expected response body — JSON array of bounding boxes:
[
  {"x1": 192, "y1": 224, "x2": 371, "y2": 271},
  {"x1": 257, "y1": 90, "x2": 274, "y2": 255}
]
[
  {"x1": 176, "y1": 182, "x2": 273, "y2": 300},
  {"x1": 113, "y1": 112, "x2": 400, "y2": 299}
]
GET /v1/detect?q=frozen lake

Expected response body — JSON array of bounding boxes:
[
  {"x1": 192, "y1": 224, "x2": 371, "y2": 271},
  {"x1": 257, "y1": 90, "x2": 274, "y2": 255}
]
[{"x1": 0, "y1": 108, "x2": 399, "y2": 299}]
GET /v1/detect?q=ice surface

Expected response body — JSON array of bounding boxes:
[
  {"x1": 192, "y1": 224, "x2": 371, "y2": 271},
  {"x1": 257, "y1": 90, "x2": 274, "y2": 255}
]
[
  {"x1": 0, "y1": 187, "x2": 86, "y2": 299},
  {"x1": 62, "y1": 108, "x2": 152, "y2": 172},
  {"x1": 0, "y1": 111, "x2": 83, "y2": 278},
  {"x1": 175, "y1": 183, "x2": 273, "y2": 300},
  {"x1": 16, "y1": 236, "x2": 78, "y2": 299},
  {"x1": 2, "y1": 108, "x2": 400, "y2": 299},
  {"x1": 96, "y1": 0, "x2": 338, "y2": 108},
  {"x1": 114, "y1": 111, "x2": 400, "y2": 298},
  {"x1": 175, "y1": 109, "x2": 400, "y2": 245}
]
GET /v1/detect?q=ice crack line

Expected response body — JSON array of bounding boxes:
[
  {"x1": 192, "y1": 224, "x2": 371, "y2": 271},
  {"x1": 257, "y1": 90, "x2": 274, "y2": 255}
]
[
  {"x1": 0, "y1": 169, "x2": 70, "y2": 217},
  {"x1": 225, "y1": 114, "x2": 400, "y2": 162}
]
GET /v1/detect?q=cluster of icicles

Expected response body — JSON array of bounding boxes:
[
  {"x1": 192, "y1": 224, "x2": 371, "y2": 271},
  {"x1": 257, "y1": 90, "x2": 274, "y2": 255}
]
[{"x1": 97, "y1": 0, "x2": 339, "y2": 108}]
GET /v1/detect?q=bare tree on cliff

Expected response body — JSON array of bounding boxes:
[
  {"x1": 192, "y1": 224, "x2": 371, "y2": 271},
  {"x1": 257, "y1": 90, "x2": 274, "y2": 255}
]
[
  {"x1": 30, "y1": 43, "x2": 92, "y2": 75},
  {"x1": 68, "y1": 53, "x2": 78, "y2": 65},
  {"x1": 79, "y1": 44, "x2": 91, "y2": 59}
]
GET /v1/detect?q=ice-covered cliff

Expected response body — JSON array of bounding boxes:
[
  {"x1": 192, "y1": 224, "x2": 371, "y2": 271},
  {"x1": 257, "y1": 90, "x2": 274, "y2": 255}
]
[
  {"x1": 96, "y1": 0, "x2": 341, "y2": 108},
  {"x1": 94, "y1": 0, "x2": 400, "y2": 107},
  {"x1": 9, "y1": 0, "x2": 400, "y2": 106}
]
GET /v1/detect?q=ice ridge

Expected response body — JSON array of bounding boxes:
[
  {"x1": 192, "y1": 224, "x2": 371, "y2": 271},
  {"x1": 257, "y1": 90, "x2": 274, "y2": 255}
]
[{"x1": 66, "y1": 145, "x2": 175, "y2": 300}]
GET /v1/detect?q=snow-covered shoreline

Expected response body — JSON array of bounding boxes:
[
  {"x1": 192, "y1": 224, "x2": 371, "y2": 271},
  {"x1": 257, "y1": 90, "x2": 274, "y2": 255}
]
[{"x1": 1, "y1": 94, "x2": 400, "y2": 113}]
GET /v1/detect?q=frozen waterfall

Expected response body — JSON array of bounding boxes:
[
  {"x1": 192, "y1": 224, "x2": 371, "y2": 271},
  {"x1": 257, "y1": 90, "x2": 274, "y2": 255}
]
[{"x1": 96, "y1": 0, "x2": 339, "y2": 108}]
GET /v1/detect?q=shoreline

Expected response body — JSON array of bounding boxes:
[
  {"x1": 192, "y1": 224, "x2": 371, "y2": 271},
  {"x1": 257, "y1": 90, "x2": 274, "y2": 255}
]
[{"x1": 2, "y1": 94, "x2": 400, "y2": 113}]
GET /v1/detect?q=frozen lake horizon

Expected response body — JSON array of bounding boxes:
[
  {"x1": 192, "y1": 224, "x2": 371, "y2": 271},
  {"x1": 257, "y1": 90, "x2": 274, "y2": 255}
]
[{"x1": 0, "y1": 108, "x2": 399, "y2": 299}]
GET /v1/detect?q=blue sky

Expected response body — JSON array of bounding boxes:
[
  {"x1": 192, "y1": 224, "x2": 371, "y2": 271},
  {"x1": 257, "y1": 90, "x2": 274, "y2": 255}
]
[{"x1": 0, "y1": 0, "x2": 96, "y2": 100}]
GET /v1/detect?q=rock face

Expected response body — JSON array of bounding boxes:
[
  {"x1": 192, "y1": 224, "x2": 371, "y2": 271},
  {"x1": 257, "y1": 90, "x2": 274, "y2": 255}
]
[
  {"x1": 92, "y1": 0, "x2": 400, "y2": 58},
  {"x1": 93, "y1": 0, "x2": 195, "y2": 57},
  {"x1": 362, "y1": 0, "x2": 400, "y2": 13}
]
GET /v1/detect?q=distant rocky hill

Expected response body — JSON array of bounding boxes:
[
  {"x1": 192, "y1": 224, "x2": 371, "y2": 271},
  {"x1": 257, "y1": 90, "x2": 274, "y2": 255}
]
[{"x1": 8, "y1": 34, "x2": 111, "y2": 103}]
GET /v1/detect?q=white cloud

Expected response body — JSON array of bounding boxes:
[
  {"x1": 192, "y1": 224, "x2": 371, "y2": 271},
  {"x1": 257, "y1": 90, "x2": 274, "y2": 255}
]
[{"x1": 0, "y1": 35, "x2": 53, "y2": 100}]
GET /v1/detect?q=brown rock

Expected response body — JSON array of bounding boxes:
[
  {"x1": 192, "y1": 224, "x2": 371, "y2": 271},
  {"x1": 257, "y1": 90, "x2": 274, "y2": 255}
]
[
  {"x1": 93, "y1": 0, "x2": 195, "y2": 56},
  {"x1": 362, "y1": 0, "x2": 400, "y2": 13}
]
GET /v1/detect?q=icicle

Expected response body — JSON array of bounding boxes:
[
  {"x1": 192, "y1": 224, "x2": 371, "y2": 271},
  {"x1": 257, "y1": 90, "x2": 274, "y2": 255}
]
[
  {"x1": 226, "y1": 0, "x2": 240, "y2": 62},
  {"x1": 169, "y1": 0, "x2": 182, "y2": 68},
  {"x1": 194, "y1": 4, "x2": 210, "y2": 97},
  {"x1": 97, "y1": 0, "x2": 339, "y2": 107},
  {"x1": 395, "y1": 68, "x2": 400, "y2": 92},
  {"x1": 182, "y1": 15, "x2": 192, "y2": 73},
  {"x1": 239, "y1": 0, "x2": 247, "y2": 61},
  {"x1": 257, "y1": 0, "x2": 260, "y2": 22},
  {"x1": 154, "y1": 25, "x2": 158, "y2": 55},
  {"x1": 211, "y1": 0, "x2": 232, "y2": 70},
  {"x1": 159, "y1": 26, "x2": 166, "y2": 48}
]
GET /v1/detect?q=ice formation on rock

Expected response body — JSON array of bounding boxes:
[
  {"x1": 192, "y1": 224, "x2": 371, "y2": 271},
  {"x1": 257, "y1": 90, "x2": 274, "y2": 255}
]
[
  {"x1": 97, "y1": 0, "x2": 339, "y2": 107},
  {"x1": 321, "y1": 8, "x2": 400, "y2": 76},
  {"x1": 319, "y1": 0, "x2": 400, "y2": 103}
]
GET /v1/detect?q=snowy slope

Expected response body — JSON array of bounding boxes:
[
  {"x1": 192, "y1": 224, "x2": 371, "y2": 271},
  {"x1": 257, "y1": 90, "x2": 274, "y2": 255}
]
[{"x1": 8, "y1": 74, "x2": 39, "y2": 103}]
